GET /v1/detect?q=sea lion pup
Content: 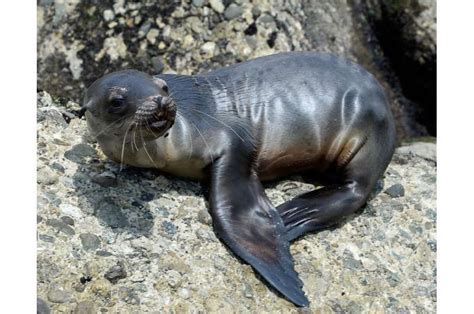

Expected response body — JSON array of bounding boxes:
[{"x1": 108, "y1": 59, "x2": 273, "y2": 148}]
[{"x1": 82, "y1": 52, "x2": 396, "y2": 306}]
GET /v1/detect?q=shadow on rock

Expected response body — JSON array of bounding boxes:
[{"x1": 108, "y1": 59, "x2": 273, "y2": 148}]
[{"x1": 67, "y1": 143, "x2": 202, "y2": 238}]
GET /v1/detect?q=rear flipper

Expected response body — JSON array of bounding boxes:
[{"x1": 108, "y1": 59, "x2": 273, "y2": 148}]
[{"x1": 277, "y1": 180, "x2": 371, "y2": 242}]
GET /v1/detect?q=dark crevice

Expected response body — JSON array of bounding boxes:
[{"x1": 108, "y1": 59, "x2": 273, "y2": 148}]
[{"x1": 369, "y1": 6, "x2": 436, "y2": 135}]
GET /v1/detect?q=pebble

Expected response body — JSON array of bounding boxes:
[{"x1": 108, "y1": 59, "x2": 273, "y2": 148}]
[
  {"x1": 80, "y1": 233, "x2": 101, "y2": 251},
  {"x1": 46, "y1": 218, "x2": 75, "y2": 236},
  {"x1": 91, "y1": 171, "x2": 117, "y2": 187},
  {"x1": 200, "y1": 41, "x2": 217, "y2": 57},
  {"x1": 192, "y1": 0, "x2": 205, "y2": 7},
  {"x1": 224, "y1": 4, "x2": 243, "y2": 20},
  {"x1": 37, "y1": 297, "x2": 51, "y2": 314},
  {"x1": 61, "y1": 216, "x2": 75, "y2": 226},
  {"x1": 103, "y1": 9, "x2": 115, "y2": 21},
  {"x1": 74, "y1": 301, "x2": 96, "y2": 314},
  {"x1": 166, "y1": 270, "x2": 183, "y2": 288},
  {"x1": 161, "y1": 253, "x2": 190, "y2": 274},
  {"x1": 89, "y1": 279, "x2": 111, "y2": 298},
  {"x1": 47, "y1": 287, "x2": 71, "y2": 303},
  {"x1": 251, "y1": 6, "x2": 261, "y2": 17},
  {"x1": 104, "y1": 262, "x2": 127, "y2": 284},
  {"x1": 178, "y1": 287, "x2": 191, "y2": 299},
  {"x1": 146, "y1": 28, "x2": 160, "y2": 44},
  {"x1": 259, "y1": 13, "x2": 274, "y2": 23},
  {"x1": 242, "y1": 283, "x2": 254, "y2": 298},
  {"x1": 120, "y1": 287, "x2": 141, "y2": 305},
  {"x1": 197, "y1": 209, "x2": 212, "y2": 225},
  {"x1": 59, "y1": 203, "x2": 83, "y2": 219},
  {"x1": 39, "y1": 234, "x2": 55, "y2": 243},
  {"x1": 384, "y1": 183, "x2": 405, "y2": 198},
  {"x1": 162, "y1": 221, "x2": 178, "y2": 237},
  {"x1": 37, "y1": 167, "x2": 58, "y2": 185},
  {"x1": 50, "y1": 162, "x2": 65, "y2": 173},
  {"x1": 209, "y1": 0, "x2": 224, "y2": 13}
]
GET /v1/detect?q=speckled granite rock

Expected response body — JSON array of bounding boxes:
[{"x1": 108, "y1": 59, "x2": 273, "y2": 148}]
[
  {"x1": 37, "y1": 0, "x2": 434, "y2": 138},
  {"x1": 37, "y1": 91, "x2": 436, "y2": 312}
]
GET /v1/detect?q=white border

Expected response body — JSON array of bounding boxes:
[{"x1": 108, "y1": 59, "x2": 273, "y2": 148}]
[
  {"x1": 0, "y1": 1, "x2": 37, "y2": 312},
  {"x1": 438, "y1": 0, "x2": 474, "y2": 312}
]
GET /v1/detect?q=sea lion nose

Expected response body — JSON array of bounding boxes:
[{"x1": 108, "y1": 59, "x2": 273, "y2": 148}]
[{"x1": 152, "y1": 95, "x2": 163, "y2": 105}]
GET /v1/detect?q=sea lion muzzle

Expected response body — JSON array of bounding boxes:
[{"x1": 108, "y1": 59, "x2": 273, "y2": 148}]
[{"x1": 135, "y1": 95, "x2": 176, "y2": 131}]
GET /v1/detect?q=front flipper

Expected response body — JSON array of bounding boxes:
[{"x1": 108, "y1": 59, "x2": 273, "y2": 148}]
[{"x1": 209, "y1": 154, "x2": 309, "y2": 307}]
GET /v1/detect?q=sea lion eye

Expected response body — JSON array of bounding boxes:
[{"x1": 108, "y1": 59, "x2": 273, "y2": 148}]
[
  {"x1": 109, "y1": 96, "x2": 125, "y2": 111},
  {"x1": 162, "y1": 85, "x2": 169, "y2": 94}
]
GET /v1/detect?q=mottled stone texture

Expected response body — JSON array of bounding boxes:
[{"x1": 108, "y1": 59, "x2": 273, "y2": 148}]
[
  {"x1": 37, "y1": 0, "x2": 436, "y2": 139},
  {"x1": 37, "y1": 91, "x2": 436, "y2": 312}
]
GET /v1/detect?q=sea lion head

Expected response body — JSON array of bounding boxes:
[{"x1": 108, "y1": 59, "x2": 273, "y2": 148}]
[{"x1": 82, "y1": 70, "x2": 176, "y2": 141}]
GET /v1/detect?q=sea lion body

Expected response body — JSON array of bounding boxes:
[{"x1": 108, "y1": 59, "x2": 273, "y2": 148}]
[{"x1": 83, "y1": 52, "x2": 396, "y2": 307}]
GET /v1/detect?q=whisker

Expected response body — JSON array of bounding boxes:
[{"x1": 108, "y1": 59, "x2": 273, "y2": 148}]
[
  {"x1": 132, "y1": 125, "x2": 139, "y2": 151},
  {"x1": 91, "y1": 114, "x2": 130, "y2": 139},
  {"x1": 176, "y1": 113, "x2": 193, "y2": 161},
  {"x1": 120, "y1": 121, "x2": 135, "y2": 171},
  {"x1": 191, "y1": 108, "x2": 246, "y2": 143},
  {"x1": 140, "y1": 128, "x2": 159, "y2": 168},
  {"x1": 189, "y1": 120, "x2": 214, "y2": 162}
]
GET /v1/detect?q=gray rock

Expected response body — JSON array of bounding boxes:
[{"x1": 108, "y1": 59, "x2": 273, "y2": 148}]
[
  {"x1": 343, "y1": 249, "x2": 362, "y2": 270},
  {"x1": 74, "y1": 301, "x2": 96, "y2": 314},
  {"x1": 39, "y1": 234, "x2": 55, "y2": 243},
  {"x1": 80, "y1": 233, "x2": 101, "y2": 251},
  {"x1": 224, "y1": 4, "x2": 243, "y2": 20},
  {"x1": 259, "y1": 13, "x2": 274, "y2": 24},
  {"x1": 37, "y1": 107, "x2": 68, "y2": 127},
  {"x1": 197, "y1": 209, "x2": 212, "y2": 225},
  {"x1": 46, "y1": 219, "x2": 75, "y2": 236},
  {"x1": 396, "y1": 142, "x2": 436, "y2": 162},
  {"x1": 387, "y1": 271, "x2": 402, "y2": 287},
  {"x1": 64, "y1": 144, "x2": 96, "y2": 163},
  {"x1": 384, "y1": 183, "x2": 405, "y2": 198},
  {"x1": 104, "y1": 262, "x2": 127, "y2": 284},
  {"x1": 61, "y1": 216, "x2": 75, "y2": 226},
  {"x1": 251, "y1": 6, "x2": 261, "y2": 17},
  {"x1": 37, "y1": 297, "x2": 51, "y2": 314},
  {"x1": 95, "y1": 198, "x2": 129, "y2": 229},
  {"x1": 47, "y1": 287, "x2": 71, "y2": 303},
  {"x1": 37, "y1": 167, "x2": 58, "y2": 185},
  {"x1": 96, "y1": 250, "x2": 113, "y2": 257},
  {"x1": 50, "y1": 162, "x2": 65, "y2": 173},
  {"x1": 162, "y1": 221, "x2": 177, "y2": 237},
  {"x1": 91, "y1": 171, "x2": 117, "y2": 187}
]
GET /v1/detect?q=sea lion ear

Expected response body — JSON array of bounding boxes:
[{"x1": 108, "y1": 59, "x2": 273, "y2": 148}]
[
  {"x1": 78, "y1": 99, "x2": 92, "y2": 118},
  {"x1": 153, "y1": 77, "x2": 169, "y2": 94}
]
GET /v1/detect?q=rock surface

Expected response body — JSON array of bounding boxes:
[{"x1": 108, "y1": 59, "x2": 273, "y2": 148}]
[
  {"x1": 37, "y1": 91, "x2": 436, "y2": 312},
  {"x1": 37, "y1": 0, "x2": 436, "y2": 138}
]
